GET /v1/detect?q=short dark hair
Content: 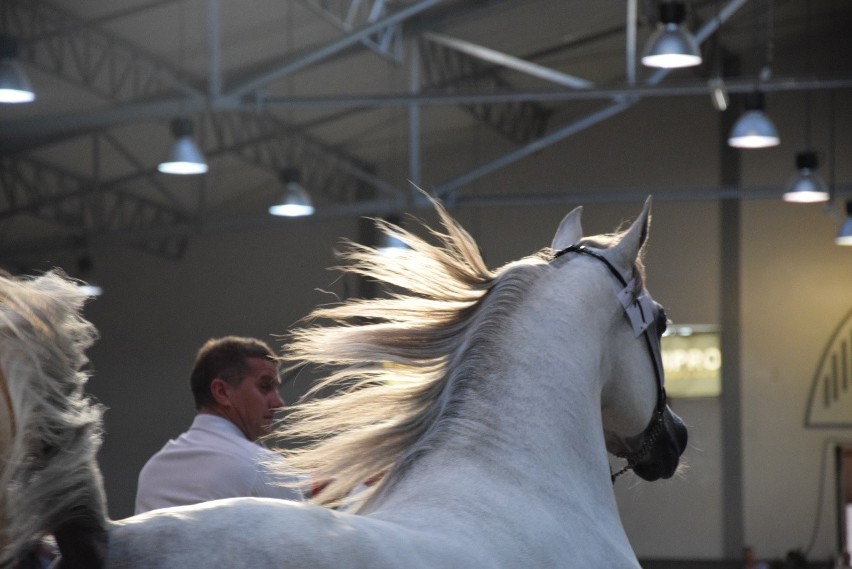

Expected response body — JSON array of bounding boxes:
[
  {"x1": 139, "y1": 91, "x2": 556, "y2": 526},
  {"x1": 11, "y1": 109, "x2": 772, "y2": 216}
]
[{"x1": 190, "y1": 336, "x2": 277, "y2": 410}]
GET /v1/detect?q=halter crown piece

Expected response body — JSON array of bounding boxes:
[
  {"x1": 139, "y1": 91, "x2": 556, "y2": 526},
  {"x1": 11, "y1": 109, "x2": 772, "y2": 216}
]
[
  {"x1": 552, "y1": 244, "x2": 657, "y2": 338},
  {"x1": 552, "y1": 244, "x2": 668, "y2": 484}
]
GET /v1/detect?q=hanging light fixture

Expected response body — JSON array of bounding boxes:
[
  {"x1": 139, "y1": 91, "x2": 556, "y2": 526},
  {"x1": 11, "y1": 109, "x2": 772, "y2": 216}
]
[
  {"x1": 783, "y1": 152, "x2": 829, "y2": 204},
  {"x1": 641, "y1": 2, "x2": 702, "y2": 69},
  {"x1": 728, "y1": 91, "x2": 780, "y2": 149},
  {"x1": 0, "y1": 36, "x2": 35, "y2": 104},
  {"x1": 376, "y1": 215, "x2": 409, "y2": 257},
  {"x1": 268, "y1": 168, "x2": 314, "y2": 217},
  {"x1": 157, "y1": 118, "x2": 209, "y2": 175},
  {"x1": 377, "y1": 233, "x2": 408, "y2": 257},
  {"x1": 784, "y1": 9, "x2": 825, "y2": 204},
  {"x1": 377, "y1": 215, "x2": 409, "y2": 257},
  {"x1": 836, "y1": 202, "x2": 852, "y2": 246},
  {"x1": 76, "y1": 254, "x2": 103, "y2": 297}
]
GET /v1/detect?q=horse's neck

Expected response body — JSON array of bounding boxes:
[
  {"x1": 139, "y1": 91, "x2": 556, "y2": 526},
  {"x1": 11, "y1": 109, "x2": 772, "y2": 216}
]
[
  {"x1": 458, "y1": 348, "x2": 614, "y2": 500},
  {"x1": 371, "y1": 288, "x2": 632, "y2": 556},
  {"x1": 467, "y1": 279, "x2": 617, "y2": 497}
]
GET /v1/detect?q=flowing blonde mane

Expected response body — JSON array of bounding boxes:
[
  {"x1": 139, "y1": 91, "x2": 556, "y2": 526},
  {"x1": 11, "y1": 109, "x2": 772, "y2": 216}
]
[
  {"x1": 274, "y1": 198, "x2": 553, "y2": 508},
  {"x1": 274, "y1": 199, "x2": 647, "y2": 509}
]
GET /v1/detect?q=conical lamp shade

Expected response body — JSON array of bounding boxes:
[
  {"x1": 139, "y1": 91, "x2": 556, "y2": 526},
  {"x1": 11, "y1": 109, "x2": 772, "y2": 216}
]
[
  {"x1": 783, "y1": 152, "x2": 829, "y2": 203},
  {"x1": 0, "y1": 37, "x2": 35, "y2": 104},
  {"x1": 375, "y1": 215, "x2": 409, "y2": 256},
  {"x1": 837, "y1": 202, "x2": 852, "y2": 246},
  {"x1": 269, "y1": 168, "x2": 314, "y2": 217},
  {"x1": 158, "y1": 118, "x2": 209, "y2": 175},
  {"x1": 377, "y1": 232, "x2": 409, "y2": 257},
  {"x1": 728, "y1": 110, "x2": 780, "y2": 148},
  {"x1": 641, "y1": 2, "x2": 701, "y2": 69},
  {"x1": 728, "y1": 92, "x2": 780, "y2": 149},
  {"x1": 79, "y1": 282, "x2": 104, "y2": 297},
  {"x1": 158, "y1": 137, "x2": 209, "y2": 174}
]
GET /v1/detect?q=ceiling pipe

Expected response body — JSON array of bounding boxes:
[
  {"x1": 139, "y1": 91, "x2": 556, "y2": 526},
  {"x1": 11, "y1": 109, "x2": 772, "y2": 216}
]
[
  {"x1": 5, "y1": 75, "x2": 850, "y2": 144},
  {"x1": 433, "y1": 0, "x2": 749, "y2": 198},
  {"x1": 226, "y1": 0, "x2": 445, "y2": 98},
  {"x1": 5, "y1": 181, "x2": 852, "y2": 262}
]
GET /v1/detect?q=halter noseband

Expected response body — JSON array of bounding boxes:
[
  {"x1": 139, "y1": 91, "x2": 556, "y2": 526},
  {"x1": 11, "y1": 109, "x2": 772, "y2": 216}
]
[{"x1": 552, "y1": 244, "x2": 668, "y2": 483}]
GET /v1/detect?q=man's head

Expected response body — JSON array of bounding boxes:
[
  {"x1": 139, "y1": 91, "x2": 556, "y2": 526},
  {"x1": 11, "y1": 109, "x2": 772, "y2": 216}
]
[{"x1": 190, "y1": 336, "x2": 284, "y2": 440}]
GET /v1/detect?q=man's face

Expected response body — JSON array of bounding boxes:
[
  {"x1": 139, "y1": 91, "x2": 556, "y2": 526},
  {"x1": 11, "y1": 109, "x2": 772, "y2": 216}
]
[{"x1": 224, "y1": 357, "x2": 284, "y2": 441}]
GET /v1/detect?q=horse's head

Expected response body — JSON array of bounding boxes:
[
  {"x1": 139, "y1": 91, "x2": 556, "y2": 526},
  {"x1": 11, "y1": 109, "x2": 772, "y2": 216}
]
[{"x1": 550, "y1": 197, "x2": 687, "y2": 482}]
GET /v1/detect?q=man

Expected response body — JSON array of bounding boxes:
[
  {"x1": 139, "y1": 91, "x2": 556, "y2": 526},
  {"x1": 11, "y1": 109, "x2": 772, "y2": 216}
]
[{"x1": 135, "y1": 336, "x2": 303, "y2": 514}]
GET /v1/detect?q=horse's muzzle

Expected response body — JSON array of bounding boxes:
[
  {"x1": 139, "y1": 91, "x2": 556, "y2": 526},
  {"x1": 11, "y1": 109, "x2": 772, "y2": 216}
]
[{"x1": 630, "y1": 406, "x2": 688, "y2": 482}]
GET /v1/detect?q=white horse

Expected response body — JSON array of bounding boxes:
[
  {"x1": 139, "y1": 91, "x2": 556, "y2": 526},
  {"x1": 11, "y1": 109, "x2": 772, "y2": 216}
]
[{"x1": 0, "y1": 196, "x2": 686, "y2": 569}]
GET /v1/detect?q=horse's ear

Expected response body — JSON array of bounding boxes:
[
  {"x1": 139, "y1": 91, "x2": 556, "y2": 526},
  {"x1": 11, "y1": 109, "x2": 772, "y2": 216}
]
[
  {"x1": 551, "y1": 206, "x2": 584, "y2": 250},
  {"x1": 605, "y1": 196, "x2": 652, "y2": 274}
]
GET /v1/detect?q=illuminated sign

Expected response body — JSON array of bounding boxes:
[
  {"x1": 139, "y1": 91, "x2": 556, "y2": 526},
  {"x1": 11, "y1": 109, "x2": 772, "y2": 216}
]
[{"x1": 662, "y1": 326, "x2": 721, "y2": 398}]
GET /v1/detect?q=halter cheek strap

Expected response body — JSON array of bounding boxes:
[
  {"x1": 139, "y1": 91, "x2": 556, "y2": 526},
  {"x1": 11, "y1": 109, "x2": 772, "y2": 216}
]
[
  {"x1": 553, "y1": 244, "x2": 665, "y2": 403},
  {"x1": 617, "y1": 284, "x2": 658, "y2": 338},
  {"x1": 552, "y1": 244, "x2": 668, "y2": 482}
]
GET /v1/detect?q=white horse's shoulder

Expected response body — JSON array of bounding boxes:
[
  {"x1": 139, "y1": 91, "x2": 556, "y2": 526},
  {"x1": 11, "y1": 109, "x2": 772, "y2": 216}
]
[
  {"x1": 109, "y1": 500, "x2": 409, "y2": 569},
  {"x1": 109, "y1": 498, "x2": 499, "y2": 569},
  {"x1": 110, "y1": 499, "x2": 336, "y2": 568}
]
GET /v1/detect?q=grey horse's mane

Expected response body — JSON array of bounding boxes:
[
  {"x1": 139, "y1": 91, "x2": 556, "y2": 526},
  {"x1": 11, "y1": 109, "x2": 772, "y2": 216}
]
[
  {"x1": 274, "y1": 198, "x2": 643, "y2": 509},
  {"x1": 0, "y1": 272, "x2": 106, "y2": 566}
]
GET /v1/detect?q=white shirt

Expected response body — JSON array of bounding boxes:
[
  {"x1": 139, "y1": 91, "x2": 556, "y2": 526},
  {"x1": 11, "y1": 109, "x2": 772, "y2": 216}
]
[{"x1": 135, "y1": 414, "x2": 303, "y2": 514}]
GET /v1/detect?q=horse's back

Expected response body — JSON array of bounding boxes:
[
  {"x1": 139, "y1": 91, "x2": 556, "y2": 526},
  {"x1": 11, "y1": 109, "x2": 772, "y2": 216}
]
[
  {"x1": 108, "y1": 499, "x2": 342, "y2": 569},
  {"x1": 105, "y1": 495, "x2": 642, "y2": 569},
  {"x1": 105, "y1": 498, "x2": 477, "y2": 569}
]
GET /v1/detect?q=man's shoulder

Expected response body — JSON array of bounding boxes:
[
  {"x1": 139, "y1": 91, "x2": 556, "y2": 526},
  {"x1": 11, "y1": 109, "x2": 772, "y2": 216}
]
[
  {"x1": 180, "y1": 416, "x2": 259, "y2": 452},
  {"x1": 154, "y1": 435, "x2": 262, "y2": 467},
  {"x1": 139, "y1": 440, "x2": 262, "y2": 487},
  {"x1": 139, "y1": 427, "x2": 259, "y2": 476}
]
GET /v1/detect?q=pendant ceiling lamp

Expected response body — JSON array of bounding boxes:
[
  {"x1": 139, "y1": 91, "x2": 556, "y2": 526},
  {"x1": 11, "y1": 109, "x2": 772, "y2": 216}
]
[
  {"x1": 268, "y1": 168, "x2": 315, "y2": 217},
  {"x1": 728, "y1": 91, "x2": 779, "y2": 149},
  {"x1": 377, "y1": 233, "x2": 408, "y2": 257},
  {"x1": 76, "y1": 254, "x2": 103, "y2": 297},
  {"x1": 836, "y1": 202, "x2": 852, "y2": 246},
  {"x1": 641, "y1": 2, "x2": 702, "y2": 69},
  {"x1": 158, "y1": 118, "x2": 209, "y2": 175},
  {"x1": 377, "y1": 216, "x2": 409, "y2": 257},
  {"x1": 0, "y1": 36, "x2": 35, "y2": 104},
  {"x1": 783, "y1": 152, "x2": 829, "y2": 204}
]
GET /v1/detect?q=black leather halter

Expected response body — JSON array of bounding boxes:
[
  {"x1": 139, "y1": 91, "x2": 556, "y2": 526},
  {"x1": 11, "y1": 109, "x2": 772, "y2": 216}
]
[{"x1": 552, "y1": 244, "x2": 668, "y2": 481}]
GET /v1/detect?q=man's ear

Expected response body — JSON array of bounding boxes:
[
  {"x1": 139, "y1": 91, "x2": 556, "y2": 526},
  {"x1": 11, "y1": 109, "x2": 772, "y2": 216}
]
[{"x1": 210, "y1": 378, "x2": 232, "y2": 407}]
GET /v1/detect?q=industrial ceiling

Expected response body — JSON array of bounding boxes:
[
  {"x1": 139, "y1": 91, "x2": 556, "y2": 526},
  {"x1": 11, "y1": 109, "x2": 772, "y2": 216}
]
[{"x1": 1, "y1": 0, "x2": 851, "y2": 262}]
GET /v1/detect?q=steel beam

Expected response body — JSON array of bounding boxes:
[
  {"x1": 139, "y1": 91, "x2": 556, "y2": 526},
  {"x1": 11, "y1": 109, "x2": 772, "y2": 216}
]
[
  {"x1": 432, "y1": 0, "x2": 750, "y2": 198},
  {"x1": 227, "y1": 0, "x2": 446, "y2": 98},
  {"x1": 0, "y1": 109, "x2": 399, "y2": 260},
  {"x1": 7, "y1": 0, "x2": 201, "y2": 102},
  {"x1": 256, "y1": 75, "x2": 852, "y2": 108},
  {"x1": 419, "y1": 36, "x2": 552, "y2": 144},
  {"x1": 0, "y1": 155, "x2": 193, "y2": 260},
  {"x1": 198, "y1": 110, "x2": 400, "y2": 202},
  {"x1": 423, "y1": 32, "x2": 594, "y2": 90},
  {"x1": 299, "y1": 0, "x2": 406, "y2": 62}
]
